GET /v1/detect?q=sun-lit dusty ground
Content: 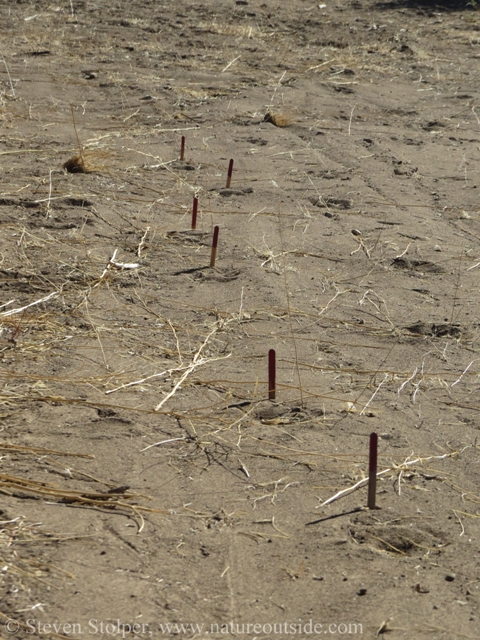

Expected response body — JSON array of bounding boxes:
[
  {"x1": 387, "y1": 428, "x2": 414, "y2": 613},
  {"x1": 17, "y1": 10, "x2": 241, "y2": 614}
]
[{"x1": 2, "y1": 1, "x2": 480, "y2": 638}]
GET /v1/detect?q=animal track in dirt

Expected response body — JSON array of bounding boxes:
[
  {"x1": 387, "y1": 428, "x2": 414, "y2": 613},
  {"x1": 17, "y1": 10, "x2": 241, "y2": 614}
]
[
  {"x1": 349, "y1": 516, "x2": 450, "y2": 557},
  {"x1": 391, "y1": 257, "x2": 446, "y2": 273}
]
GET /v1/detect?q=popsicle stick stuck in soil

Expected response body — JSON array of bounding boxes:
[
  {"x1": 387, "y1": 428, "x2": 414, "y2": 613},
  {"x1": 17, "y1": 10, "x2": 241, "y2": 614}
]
[
  {"x1": 210, "y1": 225, "x2": 219, "y2": 267},
  {"x1": 192, "y1": 197, "x2": 198, "y2": 230},
  {"x1": 367, "y1": 432, "x2": 378, "y2": 509},
  {"x1": 226, "y1": 159, "x2": 234, "y2": 188},
  {"x1": 268, "y1": 349, "x2": 276, "y2": 400}
]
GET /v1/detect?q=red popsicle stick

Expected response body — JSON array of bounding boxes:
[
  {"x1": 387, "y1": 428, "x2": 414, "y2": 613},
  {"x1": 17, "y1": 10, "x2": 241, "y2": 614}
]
[
  {"x1": 180, "y1": 135, "x2": 185, "y2": 161},
  {"x1": 226, "y1": 159, "x2": 234, "y2": 188},
  {"x1": 268, "y1": 349, "x2": 276, "y2": 400},
  {"x1": 192, "y1": 197, "x2": 198, "y2": 230},
  {"x1": 367, "y1": 432, "x2": 378, "y2": 509},
  {"x1": 210, "y1": 225, "x2": 219, "y2": 268}
]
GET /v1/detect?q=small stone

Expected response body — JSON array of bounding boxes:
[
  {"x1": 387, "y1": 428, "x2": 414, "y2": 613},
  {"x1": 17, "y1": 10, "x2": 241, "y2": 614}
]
[
  {"x1": 357, "y1": 588, "x2": 367, "y2": 596},
  {"x1": 445, "y1": 573, "x2": 456, "y2": 582}
]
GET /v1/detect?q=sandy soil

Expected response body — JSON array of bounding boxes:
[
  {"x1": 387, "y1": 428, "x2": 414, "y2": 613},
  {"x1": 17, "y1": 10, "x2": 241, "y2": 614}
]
[{"x1": 1, "y1": 0, "x2": 480, "y2": 638}]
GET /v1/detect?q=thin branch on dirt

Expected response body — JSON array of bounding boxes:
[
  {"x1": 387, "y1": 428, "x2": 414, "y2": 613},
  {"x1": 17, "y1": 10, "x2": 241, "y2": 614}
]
[
  {"x1": 222, "y1": 55, "x2": 241, "y2": 72},
  {"x1": 92, "y1": 249, "x2": 139, "y2": 290},
  {"x1": 106, "y1": 367, "x2": 177, "y2": 395},
  {"x1": 360, "y1": 373, "x2": 388, "y2": 415},
  {"x1": 170, "y1": 322, "x2": 185, "y2": 364},
  {"x1": 154, "y1": 352, "x2": 231, "y2": 411},
  {"x1": 137, "y1": 226, "x2": 151, "y2": 258},
  {"x1": 397, "y1": 367, "x2": 418, "y2": 397},
  {"x1": 453, "y1": 510, "x2": 465, "y2": 536},
  {"x1": 348, "y1": 103, "x2": 356, "y2": 135},
  {"x1": 451, "y1": 360, "x2": 477, "y2": 388},
  {"x1": 155, "y1": 326, "x2": 231, "y2": 411},
  {"x1": 1, "y1": 55, "x2": 15, "y2": 97},
  {"x1": 318, "y1": 288, "x2": 349, "y2": 316},
  {"x1": 319, "y1": 452, "x2": 459, "y2": 507},
  {"x1": 141, "y1": 436, "x2": 187, "y2": 453},
  {"x1": 0, "y1": 291, "x2": 58, "y2": 318},
  {"x1": 45, "y1": 169, "x2": 54, "y2": 218},
  {"x1": 110, "y1": 257, "x2": 140, "y2": 270},
  {"x1": 358, "y1": 289, "x2": 395, "y2": 330}
]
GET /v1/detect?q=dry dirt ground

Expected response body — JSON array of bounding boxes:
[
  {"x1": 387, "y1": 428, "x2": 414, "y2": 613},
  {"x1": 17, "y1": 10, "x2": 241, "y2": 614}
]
[{"x1": 2, "y1": 0, "x2": 480, "y2": 638}]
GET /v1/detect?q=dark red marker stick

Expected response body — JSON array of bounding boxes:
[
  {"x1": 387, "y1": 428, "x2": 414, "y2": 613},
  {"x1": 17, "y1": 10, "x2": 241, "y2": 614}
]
[
  {"x1": 226, "y1": 159, "x2": 234, "y2": 189},
  {"x1": 180, "y1": 136, "x2": 185, "y2": 161},
  {"x1": 210, "y1": 225, "x2": 219, "y2": 268},
  {"x1": 367, "y1": 432, "x2": 378, "y2": 509},
  {"x1": 268, "y1": 349, "x2": 276, "y2": 400},
  {"x1": 192, "y1": 197, "x2": 198, "y2": 230}
]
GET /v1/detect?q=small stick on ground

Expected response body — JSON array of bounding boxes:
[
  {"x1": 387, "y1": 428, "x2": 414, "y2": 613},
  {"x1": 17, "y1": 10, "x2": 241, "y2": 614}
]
[
  {"x1": 1, "y1": 55, "x2": 15, "y2": 97},
  {"x1": 348, "y1": 103, "x2": 357, "y2": 135},
  {"x1": 137, "y1": 226, "x2": 150, "y2": 258},
  {"x1": 320, "y1": 451, "x2": 457, "y2": 507},
  {"x1": 0, "y1": 291, "x2": 58, "y2": 318},
  {"x1": 154, "y1": 327, "x2": 230, "y2": 411}
]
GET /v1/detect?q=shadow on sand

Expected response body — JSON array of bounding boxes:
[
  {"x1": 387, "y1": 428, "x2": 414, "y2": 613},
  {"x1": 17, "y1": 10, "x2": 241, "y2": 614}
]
[{"x1": 373, "y1": 0, "x2": 475, "y2": 12}]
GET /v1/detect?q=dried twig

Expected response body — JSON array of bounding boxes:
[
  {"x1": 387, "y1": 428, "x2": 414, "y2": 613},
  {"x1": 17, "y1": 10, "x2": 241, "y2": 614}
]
[
  {"x1": 0, "y1": 291, "x2": 58, "y2": 318},
  {"x1": 320, "y1": 452, "x2": 457, "y2": 507},
  {"x1": 155, "y1": 327, "x2": 230, "y2": 411}
]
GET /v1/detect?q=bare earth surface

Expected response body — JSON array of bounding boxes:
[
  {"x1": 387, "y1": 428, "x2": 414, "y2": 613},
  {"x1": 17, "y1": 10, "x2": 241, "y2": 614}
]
[{"x1": 2, "y1": 0, "x2": 480, "y2": 638}]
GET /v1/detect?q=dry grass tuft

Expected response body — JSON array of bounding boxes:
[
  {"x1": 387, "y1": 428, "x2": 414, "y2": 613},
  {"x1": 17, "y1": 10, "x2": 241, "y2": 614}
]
[
  {"x1": 263, "y1": 111, "x2": 296, "y2": 127},
  {"x1": 63, "y1": 154, "x2": 89, "y2": 174},
  {"x1": 62, "y1": 150, "x2": 112, "y2": 174},
  {"x1": 0, "y1": 443, "x2": 168, "y2": 533}
]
